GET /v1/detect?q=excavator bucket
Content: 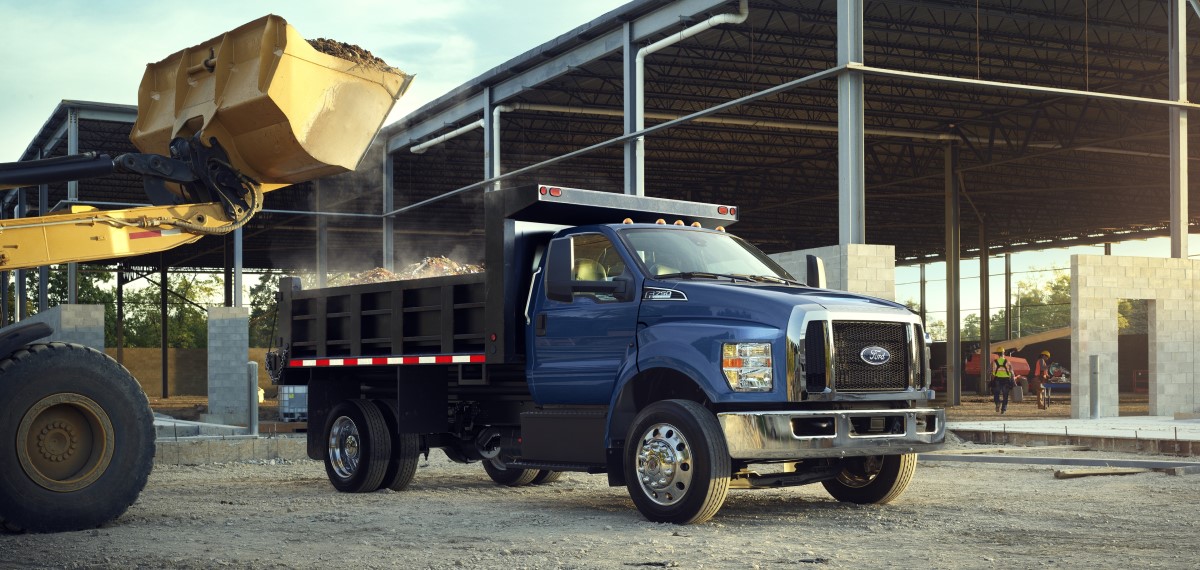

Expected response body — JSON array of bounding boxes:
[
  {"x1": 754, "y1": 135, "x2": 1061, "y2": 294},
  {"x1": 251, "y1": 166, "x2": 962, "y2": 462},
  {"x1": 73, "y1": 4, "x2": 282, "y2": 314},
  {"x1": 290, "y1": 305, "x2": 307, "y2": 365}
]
[{"x1": 130, "y1": 14, "x2": 412, "y2": 190}]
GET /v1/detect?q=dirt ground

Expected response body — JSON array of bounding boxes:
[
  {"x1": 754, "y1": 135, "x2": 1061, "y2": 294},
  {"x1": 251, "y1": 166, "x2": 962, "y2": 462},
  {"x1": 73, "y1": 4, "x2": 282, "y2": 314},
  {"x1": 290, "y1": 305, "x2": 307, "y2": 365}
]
[
  {"x1": 11, "y1": 392, "x2": 1170, "y2": 568},
  {"x1": 3, "y1": 434, "x2": 1198, "y2": 569}
]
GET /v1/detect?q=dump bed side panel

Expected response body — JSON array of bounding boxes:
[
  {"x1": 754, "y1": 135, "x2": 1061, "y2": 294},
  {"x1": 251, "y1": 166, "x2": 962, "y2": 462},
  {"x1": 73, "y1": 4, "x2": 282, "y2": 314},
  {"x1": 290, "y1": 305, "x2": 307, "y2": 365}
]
[{"x1": 281, "y1": 273, "x2": 486, "y2": 360}]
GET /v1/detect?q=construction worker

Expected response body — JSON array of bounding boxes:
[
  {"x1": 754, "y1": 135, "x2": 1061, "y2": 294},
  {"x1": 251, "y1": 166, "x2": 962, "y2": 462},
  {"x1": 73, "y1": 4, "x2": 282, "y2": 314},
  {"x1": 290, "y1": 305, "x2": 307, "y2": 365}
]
[
  {"x1": 1033, "y1": 350, "x2": 1052, "y2": 409},
  {"x1": 992, "y1": 350, "x2": 1015, "y2": 414}
]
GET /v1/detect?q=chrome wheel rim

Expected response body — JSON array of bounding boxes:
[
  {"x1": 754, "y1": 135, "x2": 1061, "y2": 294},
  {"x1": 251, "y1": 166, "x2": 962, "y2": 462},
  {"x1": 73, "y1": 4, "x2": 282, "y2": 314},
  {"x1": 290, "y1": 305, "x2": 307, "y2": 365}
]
[
  {"x1": 635, "y1": 422, "x2": 693, "y2": 506},
  {"x1": 327, "y1": 416, "x2": 361, "y2": 480},
  {"x1": 836, "y1": 455, "x2": 883, "y2": 488}
]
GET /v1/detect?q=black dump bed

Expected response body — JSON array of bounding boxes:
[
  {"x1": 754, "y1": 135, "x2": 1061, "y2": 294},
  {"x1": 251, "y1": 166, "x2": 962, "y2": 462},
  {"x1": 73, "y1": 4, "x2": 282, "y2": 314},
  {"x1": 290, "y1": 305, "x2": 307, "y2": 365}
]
[{"x1": 278, "y1": 183, "x2": 738, "y2": 365}]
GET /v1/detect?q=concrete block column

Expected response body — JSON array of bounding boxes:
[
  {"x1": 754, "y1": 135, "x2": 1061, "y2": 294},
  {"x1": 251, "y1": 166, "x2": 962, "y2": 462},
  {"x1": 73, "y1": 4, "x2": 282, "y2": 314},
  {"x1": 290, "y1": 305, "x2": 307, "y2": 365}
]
[
  {"x1": 202, "y1": 306, "x2": 250, "y2": 426},
  {"x1": 770, "y1": 243, "x2": 896, "y2": 300},
  {"x1": 22, "y1": 304, "x2": 105, "y2": 349}
]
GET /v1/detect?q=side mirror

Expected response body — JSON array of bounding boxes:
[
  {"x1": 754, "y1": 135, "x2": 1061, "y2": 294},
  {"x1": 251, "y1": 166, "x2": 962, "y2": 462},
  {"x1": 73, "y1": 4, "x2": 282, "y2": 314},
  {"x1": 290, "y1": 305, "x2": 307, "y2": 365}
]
[
  {"x1": 545, "y1": 238, "x2": 574, "y2": 302},
  {"x1": 806, "y1": 254, "x2": 826, "y2": 289}
]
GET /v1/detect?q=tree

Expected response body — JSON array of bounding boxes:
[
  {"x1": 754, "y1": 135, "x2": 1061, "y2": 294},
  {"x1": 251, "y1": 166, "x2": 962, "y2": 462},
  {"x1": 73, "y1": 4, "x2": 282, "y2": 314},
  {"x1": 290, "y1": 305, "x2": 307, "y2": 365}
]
[
  {"x1": 248, "y1": 271, "x2": 284, "y2": 348},
  {"x1": 120, "y1": 274, "x2": 220, "y2": 349}
]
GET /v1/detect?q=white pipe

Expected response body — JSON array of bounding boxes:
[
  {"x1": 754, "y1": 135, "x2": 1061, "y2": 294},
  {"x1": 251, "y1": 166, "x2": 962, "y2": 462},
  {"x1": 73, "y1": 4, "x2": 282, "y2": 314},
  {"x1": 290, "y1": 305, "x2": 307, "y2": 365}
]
[
  {"x1": 410, "y1": 120, "x2": 485, "y2": 154},
  {"x1": 491, "y1": 105, "x2": 512, "y2": 189},
  {"x1": 635, "y1": 0, "x2": 749, "y2": 195}
]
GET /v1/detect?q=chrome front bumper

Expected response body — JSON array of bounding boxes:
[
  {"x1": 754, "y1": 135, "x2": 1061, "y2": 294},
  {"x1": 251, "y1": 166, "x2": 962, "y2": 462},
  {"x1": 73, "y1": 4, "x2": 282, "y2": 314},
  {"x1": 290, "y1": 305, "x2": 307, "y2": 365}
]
[{"x1": 717, "y1": 407, "x2": 945, "y2": 460}]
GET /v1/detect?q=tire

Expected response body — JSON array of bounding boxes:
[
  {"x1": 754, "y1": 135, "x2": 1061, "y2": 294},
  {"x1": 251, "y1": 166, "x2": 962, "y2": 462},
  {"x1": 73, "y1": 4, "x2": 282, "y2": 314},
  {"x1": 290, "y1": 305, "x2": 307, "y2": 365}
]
[
  {"x1": 822, "y1": 453, "x2": 917, "y2": 505},
  {"x1": 482, "y1": 459, "x2": 539, "y2": 487},
  {"x1": 0, "y1": 343, "x2": 155, "y2": 533},
  {"x1": 623, "y1": 399, "x2": 730, "y2": 524},
  {"x1": 531, "y1": 470, "x2": 562, "y2": 485},
  {"x1": 324, "y1": 399, "x2": 391, "y2": 493},
  {"x1": 372, "y1": 400, "x2": 420, "y2": 492}
]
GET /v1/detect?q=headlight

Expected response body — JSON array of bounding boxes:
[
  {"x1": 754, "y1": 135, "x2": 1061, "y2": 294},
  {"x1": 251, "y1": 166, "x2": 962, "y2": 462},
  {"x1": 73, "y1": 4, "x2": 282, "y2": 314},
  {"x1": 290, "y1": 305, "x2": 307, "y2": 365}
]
[{"x1": 722, "y1": 342, "x2": 773, "y2": 392}]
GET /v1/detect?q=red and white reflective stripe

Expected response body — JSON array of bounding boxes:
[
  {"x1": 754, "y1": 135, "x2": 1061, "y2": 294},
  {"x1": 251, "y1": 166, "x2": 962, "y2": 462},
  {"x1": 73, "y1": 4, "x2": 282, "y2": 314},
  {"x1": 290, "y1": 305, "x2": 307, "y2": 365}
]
[
  {"x1": 288, "y1": 354, "x2": 486, "y2": 368},
  {"x1": 129, "y1": 228, "x2": 183, "y2": 240}
]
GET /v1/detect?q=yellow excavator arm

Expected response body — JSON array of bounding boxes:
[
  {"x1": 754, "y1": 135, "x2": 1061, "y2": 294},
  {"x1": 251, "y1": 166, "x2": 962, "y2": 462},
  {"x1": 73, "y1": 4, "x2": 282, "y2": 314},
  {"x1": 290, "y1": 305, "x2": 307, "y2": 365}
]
[{"x1": 0, "y1": 15, "x2": 411, "y2": 271}]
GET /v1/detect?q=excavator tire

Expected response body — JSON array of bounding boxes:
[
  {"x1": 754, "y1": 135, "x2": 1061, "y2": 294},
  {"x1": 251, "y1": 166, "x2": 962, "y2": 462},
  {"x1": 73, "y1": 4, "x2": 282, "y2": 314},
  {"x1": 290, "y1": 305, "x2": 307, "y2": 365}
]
[{"x1": 0, "y1": 343, "x2": 155, "y2": 533}]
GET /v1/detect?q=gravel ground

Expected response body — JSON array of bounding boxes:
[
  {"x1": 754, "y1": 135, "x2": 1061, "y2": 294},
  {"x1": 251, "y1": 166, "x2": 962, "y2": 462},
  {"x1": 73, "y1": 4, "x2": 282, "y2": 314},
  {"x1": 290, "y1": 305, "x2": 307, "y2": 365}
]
[{"x1": 3, "y1": 437, "x2": 1198, "y2": 569}]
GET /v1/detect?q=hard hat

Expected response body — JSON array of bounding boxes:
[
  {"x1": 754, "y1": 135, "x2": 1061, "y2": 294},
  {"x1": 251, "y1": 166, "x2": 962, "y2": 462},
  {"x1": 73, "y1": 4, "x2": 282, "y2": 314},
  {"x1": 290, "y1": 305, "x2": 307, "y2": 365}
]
[{"x1": 1041, "y1": 350, "x2": 1050, "y2": 357}]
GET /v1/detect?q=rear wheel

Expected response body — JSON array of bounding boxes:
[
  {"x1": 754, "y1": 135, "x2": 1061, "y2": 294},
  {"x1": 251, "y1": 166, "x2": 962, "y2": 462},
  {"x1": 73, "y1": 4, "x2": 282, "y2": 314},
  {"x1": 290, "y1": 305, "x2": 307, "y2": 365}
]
[
  {"x1": 482, "y1": 460, "x2": 539, "y2": 487},
  {"x1": 531, "y1": 470, "x2": 562, "y2": 484},
  {"x1": 0, "y1": 343, "x2": 155, "y2": 533},
  {"x1": 822, "y1": 453, "x2": 917, "y2": 504},
  {"x1": 324, "y1": 399, "x2": 391, "y2": 493},
  {"x1": 373, "y1": 400, "x2": 421, "y2": 492},
  {"x1": 624, "y1": 399, "x2": 730, "y2": 524}
]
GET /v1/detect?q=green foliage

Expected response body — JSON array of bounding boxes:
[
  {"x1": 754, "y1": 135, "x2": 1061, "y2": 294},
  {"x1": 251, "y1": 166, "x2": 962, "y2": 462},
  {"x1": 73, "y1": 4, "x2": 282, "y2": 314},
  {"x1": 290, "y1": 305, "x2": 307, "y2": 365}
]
[
  {"x1": 120, "y1": 274, "x2": 221, "y2": 349},
  {"x1": 249, "y1": 271, "x2": 283, "y2": 348}
]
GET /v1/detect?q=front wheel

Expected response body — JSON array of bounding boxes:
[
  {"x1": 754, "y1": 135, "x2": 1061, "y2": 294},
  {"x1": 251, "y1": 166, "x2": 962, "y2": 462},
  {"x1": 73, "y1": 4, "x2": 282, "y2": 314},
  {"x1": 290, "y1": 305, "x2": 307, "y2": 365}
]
[
  {"x1": 623, "y1": 399, "x2": 730, "y2": 524},
  {"x1": 0, "y1": 343, "x2": 155, "y2": 533},
  {"x1": 822, "y1": 453, "x2": 917, "y2": 505},
  {"x1": 324, "y1": 399, "x2": 392, "y2": 493}
]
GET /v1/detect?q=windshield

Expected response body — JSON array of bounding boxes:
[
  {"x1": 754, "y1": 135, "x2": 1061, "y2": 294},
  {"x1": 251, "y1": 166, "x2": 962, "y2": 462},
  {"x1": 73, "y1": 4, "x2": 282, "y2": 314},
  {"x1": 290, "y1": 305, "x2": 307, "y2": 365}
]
[{"x1": 620, "y1": 228, "x2": 796, "y2": 281}]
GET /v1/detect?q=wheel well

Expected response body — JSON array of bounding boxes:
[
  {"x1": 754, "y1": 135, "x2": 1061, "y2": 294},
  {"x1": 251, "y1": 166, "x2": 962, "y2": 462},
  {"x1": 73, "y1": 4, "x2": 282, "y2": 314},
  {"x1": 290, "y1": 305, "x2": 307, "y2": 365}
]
[{"x1": 609, "y1": 367, "x2": 709, "y2": 450}]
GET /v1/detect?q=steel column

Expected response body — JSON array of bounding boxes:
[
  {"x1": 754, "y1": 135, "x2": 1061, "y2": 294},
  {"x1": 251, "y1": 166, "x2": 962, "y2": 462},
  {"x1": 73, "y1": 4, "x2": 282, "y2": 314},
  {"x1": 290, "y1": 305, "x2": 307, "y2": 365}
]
[
  {"x1": 315, "y1": 180, "x2": 327, "y2": 288},
  {"x1": 623, "y1": 22, "x2": 638, "y2": 195},
  {"x1": 1169, "y1": 0, "x2": 1189, "y2": 259},
  {"x1": 37, "y1": 178, "x2": 48, "y2": 311},
  {"x1": 837, "y1": 0, "x2": 866, "y2": 245},
  {"x1": 116, "y1": 267, "x2": 126, "y2": 365},
  {"x1": 945, "y1": 144, "x2": 961, "y2": 406},
  {"x1": 160, "y1": 254, "x2": 169, "y2": 399},
  {"x1": 67, "y1": 107, "x2": 79, "y2": 304},
  {"x1": 382, "y1": 150, "x2": 395, "y2": 271},
  {"x1": 978, "y1": 224, "x2": 990, "y2": 395},
  {"x1": 1004, "y1": 253, "x2": 1012, "y2": 340},
  {"x1": 919, "y1": 263, "x2": 926, "y2": 327},
  {"x1": 15, "y1": 190, "x2": 27, "y2": 322},
  {"x1": 233, "y1": 227, "x2": 243, "y2": 308}
]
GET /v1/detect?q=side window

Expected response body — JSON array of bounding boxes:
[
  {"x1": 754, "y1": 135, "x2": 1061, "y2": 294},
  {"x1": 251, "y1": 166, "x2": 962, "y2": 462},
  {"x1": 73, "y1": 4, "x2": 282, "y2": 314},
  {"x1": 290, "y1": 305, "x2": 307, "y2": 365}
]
[{"x1": 570, "y1": 233, "x2": 623, "y2": 302}]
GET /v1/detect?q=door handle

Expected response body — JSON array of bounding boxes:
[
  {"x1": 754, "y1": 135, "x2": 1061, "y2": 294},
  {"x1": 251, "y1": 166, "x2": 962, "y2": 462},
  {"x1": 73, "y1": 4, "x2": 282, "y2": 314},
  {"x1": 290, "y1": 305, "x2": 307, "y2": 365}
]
[{"x1": 535, "y1": 313, "x2": 547, "y2": 336}]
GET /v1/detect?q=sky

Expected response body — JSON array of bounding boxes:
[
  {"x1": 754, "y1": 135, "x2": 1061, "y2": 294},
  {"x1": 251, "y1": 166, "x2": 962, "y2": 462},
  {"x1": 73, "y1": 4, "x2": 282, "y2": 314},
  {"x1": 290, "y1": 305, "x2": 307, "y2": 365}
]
[{"x1": 0, "y1": 0, "x2": 628, "y2": 162}]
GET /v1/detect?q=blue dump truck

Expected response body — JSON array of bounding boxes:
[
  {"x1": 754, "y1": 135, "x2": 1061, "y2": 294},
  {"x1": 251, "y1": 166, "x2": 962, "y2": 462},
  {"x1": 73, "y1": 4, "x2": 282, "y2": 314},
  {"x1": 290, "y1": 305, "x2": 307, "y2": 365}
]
[{"x1": 269, "y1": 183, "x2": 944, "y2": 524}]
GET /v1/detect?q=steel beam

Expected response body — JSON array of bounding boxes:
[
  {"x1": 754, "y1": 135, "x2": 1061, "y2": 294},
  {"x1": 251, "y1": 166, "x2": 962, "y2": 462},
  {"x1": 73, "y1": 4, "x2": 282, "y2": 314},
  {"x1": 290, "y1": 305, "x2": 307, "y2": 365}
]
[
  {"x1": 837, "y1": 0, "x2": 866, "y2": 245},
  {"x1": 1169, "y1": 0, "x2": 1189, "y2": 259},
  {"x1": 66, "y1": 107, "x2": 79, "y2": 305},
  {"x1": 385, "y1": 0, "x2": 728, "y2": 153},
  {"x1": 382, "y1": 147, "x2": 395, "y2": 272},
  {"x1": 945, "y1": 143, "x2": 961, "y2": 406},
  {"x1": 623, "y1": 22, "x2": 638, "y2": 195}
]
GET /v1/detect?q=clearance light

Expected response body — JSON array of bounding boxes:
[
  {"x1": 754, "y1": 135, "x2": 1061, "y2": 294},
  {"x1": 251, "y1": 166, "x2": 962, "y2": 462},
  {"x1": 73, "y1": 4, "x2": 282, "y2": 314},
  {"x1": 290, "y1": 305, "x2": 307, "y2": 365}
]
[
  {"x1": 715, "y1": 226, "x2": 726, "y2": 232},
  {"x1": 549, "y1": 187, "x2": 562, "y2": 197},
  {"x1": 539, "y1": 186, "x2": 548, "y2": 195},
  {"x1": 622, "y1": 218, "x2": 634, "y2": 224},
  {"x1": 690, "y1": 222, "x2": 701, "y2": 227},
  {"x1": 673, "y1": 220, "x2": 684, "y2": 226},
  {"x1": 722, "y1": 342, "x2": 773, "y2": 392},
  {"x1": 718, "y1": 206, "x2": 729, "y2": 215},
  {"x1": 655, "y1": 219, "x2": 666, "y2": 225},
  {"x1": 729, "y1": 207, "x2": 737, "y2": 216}
]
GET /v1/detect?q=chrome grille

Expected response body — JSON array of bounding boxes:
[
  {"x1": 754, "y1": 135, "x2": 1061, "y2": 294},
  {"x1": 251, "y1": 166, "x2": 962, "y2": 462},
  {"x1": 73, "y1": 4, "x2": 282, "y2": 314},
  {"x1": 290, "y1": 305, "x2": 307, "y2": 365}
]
[{"x1": 832, "y1": 322, "x2": 908, "y2": 392}]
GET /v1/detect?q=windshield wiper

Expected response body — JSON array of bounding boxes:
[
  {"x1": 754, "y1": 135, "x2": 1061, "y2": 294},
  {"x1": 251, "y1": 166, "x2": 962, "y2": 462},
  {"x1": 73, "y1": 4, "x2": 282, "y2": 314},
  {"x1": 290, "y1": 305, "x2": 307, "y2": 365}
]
[
  {"x1": 742, "y1": 274, "x2": 805, "y2": 286},
  {"x1": 654, "y1": 271, "x2": 755, "y2": 283}
]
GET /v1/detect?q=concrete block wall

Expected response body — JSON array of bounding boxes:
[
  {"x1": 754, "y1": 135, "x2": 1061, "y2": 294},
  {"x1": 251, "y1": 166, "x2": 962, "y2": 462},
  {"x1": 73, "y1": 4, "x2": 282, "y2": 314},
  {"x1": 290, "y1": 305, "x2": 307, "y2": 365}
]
[
  {"x1": 203, "y1": 306, "x2": 250, "y2": 426},
  {"x1": 771, "y1": 244, "x2": 896, "y2": 300},
  {"x1": 1071, "y1": 255, "x2": 1199, "y2": 418},
  {"x1": 21, "y1": 304, "x2": 105, "y2": 349}
]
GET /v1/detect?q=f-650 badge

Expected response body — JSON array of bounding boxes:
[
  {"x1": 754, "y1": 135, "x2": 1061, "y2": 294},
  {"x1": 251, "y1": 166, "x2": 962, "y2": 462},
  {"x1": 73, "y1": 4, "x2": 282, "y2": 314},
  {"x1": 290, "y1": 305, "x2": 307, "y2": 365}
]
[{"x1": 860, "y1": 346, "x2": 891, "y2": 365}]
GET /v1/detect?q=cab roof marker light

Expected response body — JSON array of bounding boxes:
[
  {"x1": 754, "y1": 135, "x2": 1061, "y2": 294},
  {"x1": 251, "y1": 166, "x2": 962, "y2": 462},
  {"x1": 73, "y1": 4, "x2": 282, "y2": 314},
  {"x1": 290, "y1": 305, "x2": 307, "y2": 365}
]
[
  {"x1": 655, "y1": 219, "x2": 666, "y2": 225},
  {"x1": 622, "y1": 218, "x2": 634, "y2": 224},
  {"x1": 690, "y1": 222, "x2": 701, "y2": 227},
  {"x1": 673, "y1": 220, "x2": 684, "y2": 226},
  {"x1": 715, "y1": 226, "x2": 726, "y2": 232}
]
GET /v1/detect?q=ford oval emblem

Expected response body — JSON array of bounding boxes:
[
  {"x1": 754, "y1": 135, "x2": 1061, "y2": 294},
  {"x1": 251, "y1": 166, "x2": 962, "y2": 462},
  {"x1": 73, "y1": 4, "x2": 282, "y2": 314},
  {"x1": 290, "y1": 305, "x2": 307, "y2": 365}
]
[{"x1": 860, "y1": 346, "x2": 891, "y2": 366}]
